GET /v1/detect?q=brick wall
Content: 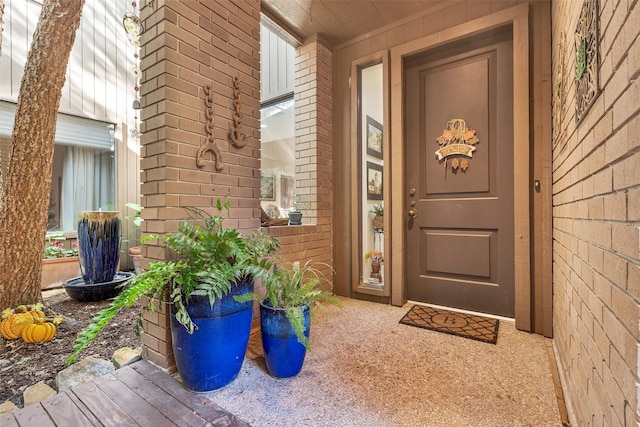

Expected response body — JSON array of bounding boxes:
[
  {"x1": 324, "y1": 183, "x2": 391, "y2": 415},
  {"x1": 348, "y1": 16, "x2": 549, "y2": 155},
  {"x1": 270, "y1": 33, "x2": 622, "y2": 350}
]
[
  {"x1": 551, "y1": 0, "x2": 640, "y2": 425},
  {"x1": 138, "y1": 0, "x2": 262, "y2": 371},
  {"x1": 260, "y1": 37, "x2": 334, "y2": 295},
  {"x1": 137, "y1": 1, "x2": 335, "y2": 371}
]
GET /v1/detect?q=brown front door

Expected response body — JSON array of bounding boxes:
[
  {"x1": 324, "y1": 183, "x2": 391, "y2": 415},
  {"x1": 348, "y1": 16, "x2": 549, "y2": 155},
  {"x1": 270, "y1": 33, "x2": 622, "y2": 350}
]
[{"x1": 404, "y1": 27, "x2": 514, "y2": 317}]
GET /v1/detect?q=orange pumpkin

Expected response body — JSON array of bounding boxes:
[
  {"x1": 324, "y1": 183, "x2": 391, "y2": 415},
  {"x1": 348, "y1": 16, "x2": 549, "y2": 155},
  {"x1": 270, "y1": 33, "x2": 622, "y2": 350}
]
[
  {"x1": 21, "y1": 318, "x2": 56, "y2": 343},
  {"x1": 0, "y1": 306, "x2": 47, "y2": 340},
  {"x1": 0, "y1": 317, "x2": 16, "y2": 340},
  {"x1": 1, "y1": 308, "x2": 33, "y2": 340},
  {"x1": 29, "y1": 310, "x2": 46, "y2": 321}
]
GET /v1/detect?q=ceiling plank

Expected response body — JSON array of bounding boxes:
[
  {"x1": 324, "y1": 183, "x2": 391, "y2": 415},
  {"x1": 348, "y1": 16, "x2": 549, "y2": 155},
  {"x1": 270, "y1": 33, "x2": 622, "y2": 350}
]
[{"x1": 261, "y1": 0, "x2": 450, "y2": 48}]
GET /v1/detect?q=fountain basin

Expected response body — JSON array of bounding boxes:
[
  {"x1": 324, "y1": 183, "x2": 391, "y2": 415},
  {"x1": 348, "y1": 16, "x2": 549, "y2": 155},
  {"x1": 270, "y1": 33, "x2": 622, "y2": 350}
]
[{"x1": 63, "y1": 272, "x2": 134, "y2": 302}]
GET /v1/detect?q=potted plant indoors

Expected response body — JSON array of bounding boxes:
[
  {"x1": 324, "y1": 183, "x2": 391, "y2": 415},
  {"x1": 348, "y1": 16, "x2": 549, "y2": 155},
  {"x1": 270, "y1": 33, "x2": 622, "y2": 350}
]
[
  {"x1": 255, "y1": 260, "x2": 342, "y2": 378},
  {"x1": 66, "y1": 198, "x2": 280, "y2": 392},
  {"x1": 369, "y1": 202, "x2": 383, "y2": 230},
  {"x1": 287, "y1": 195, "x2": 309, "y2": 226},
  {"x1": 364, "y1": 250, "x2": 384, "y2": 284}
]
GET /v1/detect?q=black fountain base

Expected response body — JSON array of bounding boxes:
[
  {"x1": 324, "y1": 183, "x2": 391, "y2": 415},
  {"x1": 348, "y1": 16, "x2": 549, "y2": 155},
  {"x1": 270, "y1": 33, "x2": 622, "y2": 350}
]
[{"x1": 63, "y1": 272, "x2": 134, "y2": 302}]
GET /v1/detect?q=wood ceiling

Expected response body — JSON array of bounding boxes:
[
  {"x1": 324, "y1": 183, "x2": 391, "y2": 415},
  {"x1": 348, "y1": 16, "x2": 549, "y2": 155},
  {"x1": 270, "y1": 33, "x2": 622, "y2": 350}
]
[{"x1": 261, "y1": 0, "x2": 450, "y2": 47}]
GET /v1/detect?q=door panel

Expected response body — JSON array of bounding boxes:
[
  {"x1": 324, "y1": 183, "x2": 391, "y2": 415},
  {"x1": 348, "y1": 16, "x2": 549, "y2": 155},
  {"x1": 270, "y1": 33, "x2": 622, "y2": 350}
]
[
  {"x1": 405, "y1": 28, "x2": 514, "y2": 317},
  {"x1": 423, "y1": 229, "x2": 493, "y2": 278},
  {"x1": 423, "y1": 56, "x2": 490, "y2": 195}
]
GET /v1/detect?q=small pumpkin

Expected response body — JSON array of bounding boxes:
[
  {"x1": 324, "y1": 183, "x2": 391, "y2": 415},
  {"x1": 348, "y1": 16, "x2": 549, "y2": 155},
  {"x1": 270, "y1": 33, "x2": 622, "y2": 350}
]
[
  {"x1": 1, "y1": 307, "x2": 35, "y2": 340},
  {"x1": 29, "y1": 309, "x2": 47, "y2": 319},
  {"x1": 0, "y1": 317, "x2": 16, "y2": 340},
  {"x1": 21, "y1": 318, "x2": 56, "y2": 343},
  {"x1": 0, "y1": 306, "x2": 47, "y2": 340}
]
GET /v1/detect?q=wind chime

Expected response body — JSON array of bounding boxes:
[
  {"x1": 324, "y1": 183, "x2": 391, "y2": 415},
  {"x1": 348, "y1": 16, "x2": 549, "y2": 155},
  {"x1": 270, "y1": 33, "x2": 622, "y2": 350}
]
[{"x1": 123, "y1": 4, "x2": 143, "y2": 139}]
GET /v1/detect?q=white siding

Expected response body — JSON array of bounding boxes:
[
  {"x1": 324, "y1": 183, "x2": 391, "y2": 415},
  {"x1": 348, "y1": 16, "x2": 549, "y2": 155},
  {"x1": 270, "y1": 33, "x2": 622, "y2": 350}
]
[
  {"x1": 260, "y1": 24, "x2": 295, "y2": 102},
  {"x1": 0, "y1": 0, "x2": 141, "y2": 267},
  {"x1": 1, "y1": 0, "x2": 135, "y2": 123}
]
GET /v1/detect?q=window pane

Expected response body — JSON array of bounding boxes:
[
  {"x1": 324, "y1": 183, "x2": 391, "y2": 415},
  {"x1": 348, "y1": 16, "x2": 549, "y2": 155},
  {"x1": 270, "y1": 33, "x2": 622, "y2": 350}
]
[
  {"x1": 0, "y1": 139, "x2": 114, "y2": 232},
  {"x1": 56, "y1": 145, "x2": 115, "y2": 231},
  {"x1": 360, "y1": 62, "x2": 384, "y2": 288},
  {"x1": 261, "y1": 97, "x2": 295, "y2": 212}
]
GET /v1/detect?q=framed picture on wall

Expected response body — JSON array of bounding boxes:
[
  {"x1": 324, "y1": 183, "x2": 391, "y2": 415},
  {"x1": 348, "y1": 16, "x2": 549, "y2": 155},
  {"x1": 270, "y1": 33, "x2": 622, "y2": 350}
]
[
  {"x1": 366, "y1": 162, "x2": 383, "y2": 200},
  {"x1": 366, "y1": 116, "x2": 383, "y2": 159},
  {"x1": 261, "y1": 175, "x2": 275, "y2": 200},
  {"x1": 281, "y1": 175, "x2": 295, "y2": 209}
]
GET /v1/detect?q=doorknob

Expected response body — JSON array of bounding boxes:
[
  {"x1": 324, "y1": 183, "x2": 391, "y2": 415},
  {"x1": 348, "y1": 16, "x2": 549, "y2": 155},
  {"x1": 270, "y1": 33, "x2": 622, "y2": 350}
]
[{"x1": 408, "y1": 209, "x2": 418, "y2": 219}]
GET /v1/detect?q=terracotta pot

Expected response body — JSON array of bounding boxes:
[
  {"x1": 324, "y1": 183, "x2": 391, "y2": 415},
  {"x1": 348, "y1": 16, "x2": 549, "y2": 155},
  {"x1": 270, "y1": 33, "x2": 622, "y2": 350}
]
[
  {"x1": 370, "y1": 261, "x2": 382, "y2": 284},
  {"x1": 129, "y1": 246, "x2": 143, "y2": 274},
  {"x1": 372, "y1": 215, "x2": 384, "y2": 230},
  {"x1": 41, "y1": 257, "x2": 81, "y2": 290}
]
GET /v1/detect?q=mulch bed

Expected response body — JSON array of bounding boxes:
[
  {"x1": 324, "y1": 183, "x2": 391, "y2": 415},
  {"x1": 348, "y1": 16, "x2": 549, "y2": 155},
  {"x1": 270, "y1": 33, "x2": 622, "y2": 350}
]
[{"x1": 0, "y1": 290, "x2": 141, "y2": 408}]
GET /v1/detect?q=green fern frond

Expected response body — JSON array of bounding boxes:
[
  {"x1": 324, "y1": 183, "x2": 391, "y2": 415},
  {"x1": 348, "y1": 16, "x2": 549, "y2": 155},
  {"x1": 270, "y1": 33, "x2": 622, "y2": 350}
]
[
  {"x1": 285, "y1": 306, "x2": 309, "y2": 349},
  {"x1": 66, "y1": 261, "x2": 177, "y2": 365},
  {"x1": 262, "y1": 259, "x2": 342, "y2": 349},
  {"x1": 67, "y1": 196, "x2": 280, "y2": 365}
]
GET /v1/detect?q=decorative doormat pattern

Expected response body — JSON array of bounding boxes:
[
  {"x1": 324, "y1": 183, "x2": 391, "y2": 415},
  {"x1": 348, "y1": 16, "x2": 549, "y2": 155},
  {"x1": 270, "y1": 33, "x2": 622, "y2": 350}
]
[{"x1": 399, "y1": 305, "x2": 499, "y2": 344}]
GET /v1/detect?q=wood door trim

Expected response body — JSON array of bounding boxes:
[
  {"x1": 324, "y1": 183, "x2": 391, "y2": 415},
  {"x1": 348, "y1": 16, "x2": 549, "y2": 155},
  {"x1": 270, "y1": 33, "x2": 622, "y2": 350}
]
[
  {"x1": 389, "y1": 3, "x2": 531, "y2": 330},
  {"x1": 349, "y1": 50, "x2": 391, "y2": 298}
]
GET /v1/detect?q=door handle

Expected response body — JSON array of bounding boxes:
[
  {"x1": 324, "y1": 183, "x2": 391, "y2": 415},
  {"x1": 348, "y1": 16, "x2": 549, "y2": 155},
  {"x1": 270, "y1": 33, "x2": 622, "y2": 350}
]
[{"x1": 408, "y1": 209, "x2": 418, "y2": 219}]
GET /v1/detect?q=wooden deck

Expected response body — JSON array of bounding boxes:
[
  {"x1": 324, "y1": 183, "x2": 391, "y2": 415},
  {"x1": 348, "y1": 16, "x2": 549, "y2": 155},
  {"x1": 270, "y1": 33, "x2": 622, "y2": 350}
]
[{"x1": 0, "y1": 360, "x2": 250, "y2": 426}]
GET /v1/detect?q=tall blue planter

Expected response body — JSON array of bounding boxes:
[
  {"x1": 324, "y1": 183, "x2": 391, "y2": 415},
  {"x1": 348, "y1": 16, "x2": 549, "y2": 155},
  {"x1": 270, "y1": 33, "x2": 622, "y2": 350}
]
[
  {"x1": 77, "y1": 211, "x2": 121, "y2": 284},
  {"x1": 171, "y1": 280, "x2": 254, "y2": 392},
  {"x1": 260, "y1": 300, "x2": 310, "y2": 378}
]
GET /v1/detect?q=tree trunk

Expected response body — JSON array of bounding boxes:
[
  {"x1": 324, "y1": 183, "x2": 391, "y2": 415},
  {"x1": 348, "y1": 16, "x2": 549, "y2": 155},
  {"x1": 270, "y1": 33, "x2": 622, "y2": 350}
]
[
  {"x1": 0, "y1": 0, "x2": 84, "y2": 308},
  {"x1": 0, "y1": 0, "x2": 4, "y2": 58},
  {"x1": 0, "y1": 0, "x2": 5, "y2": 194}
]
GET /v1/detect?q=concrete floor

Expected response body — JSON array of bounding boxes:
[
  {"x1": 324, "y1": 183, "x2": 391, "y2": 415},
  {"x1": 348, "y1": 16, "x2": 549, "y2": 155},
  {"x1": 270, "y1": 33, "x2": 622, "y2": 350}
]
[{"x1": 202, "y1": 297, "x2": 564, "y2": 427}]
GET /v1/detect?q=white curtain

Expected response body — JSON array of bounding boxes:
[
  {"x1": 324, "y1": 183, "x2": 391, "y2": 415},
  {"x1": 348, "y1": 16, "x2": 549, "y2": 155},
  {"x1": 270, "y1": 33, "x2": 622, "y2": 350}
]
[{"x1": 60, "y1": 146, "x2": 114, "y2": 231}]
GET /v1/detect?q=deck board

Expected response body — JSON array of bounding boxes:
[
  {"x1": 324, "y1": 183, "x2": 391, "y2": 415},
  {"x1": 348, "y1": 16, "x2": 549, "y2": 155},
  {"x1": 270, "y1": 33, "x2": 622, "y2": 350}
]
[
  {"x1": 0, "y1": 412, "x2": 21, "y2": 426},
  {"x1": 131, "y1": 361, "x2": 250, "y2": 427},
  {"x1": 112, "y1": 365, "x2": 210, "y2": 427},
  {"x1": 12, "y1": 403, "x2": 56, "y2": 426},
  {"x1": 65, "y1": 389, "x2": 104, "y2": 426},
  {"x1": 71, "y1": 380, "x2": 139, "y2": 427},
  {"x1": 40, "y1": 392, "x2": 98, "y2": 426},
  {"x1": 93, "y1": 373, "x2": 175, "y2": 427},
  {"x1": 1, "y1": 359, "x2": 248, "y2": 427}
]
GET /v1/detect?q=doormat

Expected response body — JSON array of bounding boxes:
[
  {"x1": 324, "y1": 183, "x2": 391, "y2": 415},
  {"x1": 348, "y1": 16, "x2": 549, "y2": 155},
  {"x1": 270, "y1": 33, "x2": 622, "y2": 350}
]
[{"x1": 399, "y1": 305, "x2": 499, "y2": 344}]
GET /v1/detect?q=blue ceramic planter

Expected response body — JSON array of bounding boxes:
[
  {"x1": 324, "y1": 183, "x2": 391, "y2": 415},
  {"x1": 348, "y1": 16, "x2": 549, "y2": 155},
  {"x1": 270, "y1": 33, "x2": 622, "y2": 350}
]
[
  {"x1": 171, "y1": 280, "x2": 254, "y2": 392},
  {"x1": 260, "y1": 300, "x2": 310, "y2": 378}
]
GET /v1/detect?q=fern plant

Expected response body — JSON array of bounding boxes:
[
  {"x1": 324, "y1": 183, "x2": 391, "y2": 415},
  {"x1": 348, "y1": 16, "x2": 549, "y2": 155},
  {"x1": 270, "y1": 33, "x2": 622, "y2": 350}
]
[
  {"x1": 66, "y1": 198, "x2": 280, "y2": 365},
  {"x1": 260, "y1": 260, "x2": 342, "y2": 349}
]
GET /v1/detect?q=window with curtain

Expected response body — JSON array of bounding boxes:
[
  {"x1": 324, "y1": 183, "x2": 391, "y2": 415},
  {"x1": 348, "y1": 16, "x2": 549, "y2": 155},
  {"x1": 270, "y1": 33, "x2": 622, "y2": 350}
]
[
  {"x1": 0, "y1": 102, "x2": 115, "y2": 232},
  {"x1": 57, "y1": 145, "x2": 115, "y2": 231}
]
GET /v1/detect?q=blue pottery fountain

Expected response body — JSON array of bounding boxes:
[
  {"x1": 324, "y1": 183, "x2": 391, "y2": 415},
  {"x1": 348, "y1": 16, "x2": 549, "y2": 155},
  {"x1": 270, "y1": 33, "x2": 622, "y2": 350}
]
[{"x1": 63, "y1": 211, "x2": 132, "y2": 302}]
